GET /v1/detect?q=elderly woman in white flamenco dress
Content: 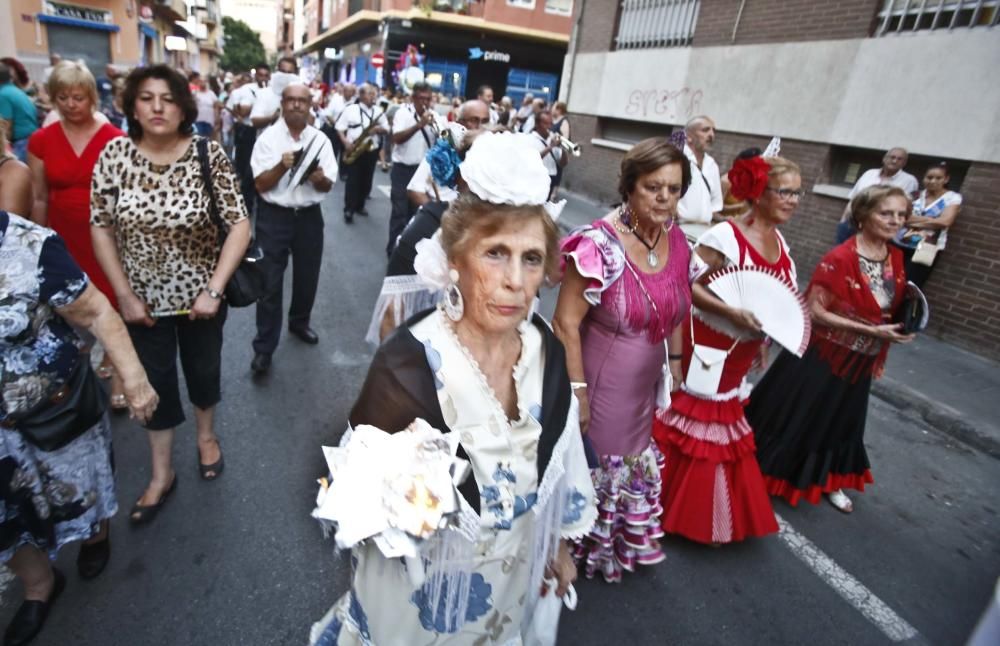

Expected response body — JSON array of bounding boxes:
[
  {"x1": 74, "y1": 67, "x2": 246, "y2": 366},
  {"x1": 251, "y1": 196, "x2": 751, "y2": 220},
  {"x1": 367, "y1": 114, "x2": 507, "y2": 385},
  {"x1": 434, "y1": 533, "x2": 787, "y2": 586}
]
[{"x1": 309, "y1": 132, "x2": 596, "y2": 646}]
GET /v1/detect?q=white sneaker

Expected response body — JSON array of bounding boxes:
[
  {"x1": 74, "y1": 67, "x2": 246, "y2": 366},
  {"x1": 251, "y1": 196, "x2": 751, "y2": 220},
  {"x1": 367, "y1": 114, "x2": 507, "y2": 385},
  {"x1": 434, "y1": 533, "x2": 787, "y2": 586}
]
[{"x1": 827, "y1": 489, "x2": 854, "y2": 514}]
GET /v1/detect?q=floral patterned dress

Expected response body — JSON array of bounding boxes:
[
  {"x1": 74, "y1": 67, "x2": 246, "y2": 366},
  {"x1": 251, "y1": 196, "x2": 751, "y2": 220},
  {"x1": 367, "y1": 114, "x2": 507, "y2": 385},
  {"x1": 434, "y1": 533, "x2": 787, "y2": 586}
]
[
  {"x1": 310, "y1": 310, "x2": 597, "y2": 645},
  {"x1": 0, "y1": 211, "x2": 117, "y2": 562}
]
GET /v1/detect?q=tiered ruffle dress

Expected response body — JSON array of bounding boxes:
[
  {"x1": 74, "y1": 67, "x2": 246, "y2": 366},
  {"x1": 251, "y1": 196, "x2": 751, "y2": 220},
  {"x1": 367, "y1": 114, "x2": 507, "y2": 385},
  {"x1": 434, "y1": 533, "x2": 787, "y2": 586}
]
[
  {"x1": 561, "y1": 220, "x2": 691, "y2": 582},
  {"x1": 654, "y1": 221, "x2": 789, "y2": 544}
]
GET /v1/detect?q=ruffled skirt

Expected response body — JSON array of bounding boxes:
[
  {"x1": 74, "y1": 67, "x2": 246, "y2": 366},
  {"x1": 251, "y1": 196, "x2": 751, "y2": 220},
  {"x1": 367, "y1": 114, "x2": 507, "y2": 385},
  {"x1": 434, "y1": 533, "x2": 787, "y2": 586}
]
[
  {"x1": 653, "y1": 391, "x2": 778, "y2": 544},
  {"x1": 572, "y1": 441, "x2": 666, "y2": 583},
  {"x1": 748, "y1": 347, "x2": 875, "y2": 506}
]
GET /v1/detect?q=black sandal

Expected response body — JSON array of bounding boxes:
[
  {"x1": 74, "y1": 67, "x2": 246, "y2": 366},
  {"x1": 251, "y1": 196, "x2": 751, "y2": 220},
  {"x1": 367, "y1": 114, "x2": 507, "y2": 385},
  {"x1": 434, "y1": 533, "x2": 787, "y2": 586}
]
[
  {"x1": 129, "y1": 476, "x2": 177, "y2": 526},
  {"x1": 198, "y1": 440, "x2": 224, "y2": 481}
]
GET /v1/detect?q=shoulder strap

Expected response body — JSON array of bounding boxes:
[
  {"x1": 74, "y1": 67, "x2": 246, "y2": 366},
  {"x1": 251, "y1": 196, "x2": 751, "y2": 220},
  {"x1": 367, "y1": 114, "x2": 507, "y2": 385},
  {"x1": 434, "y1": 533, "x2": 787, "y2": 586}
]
[{"x1": 196, "y1": 137, "x2": 227, "y2": 242}]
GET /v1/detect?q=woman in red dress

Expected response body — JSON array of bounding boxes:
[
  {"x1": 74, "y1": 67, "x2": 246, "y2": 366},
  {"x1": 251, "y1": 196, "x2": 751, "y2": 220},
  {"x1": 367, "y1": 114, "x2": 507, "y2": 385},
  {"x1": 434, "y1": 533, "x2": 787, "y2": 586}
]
[
  {"x1": 27, "y1": 61, "x2": 125, "y2": 405},
  {"x1": 654, "y1": 154, "x2": 803, "y2": 545}
]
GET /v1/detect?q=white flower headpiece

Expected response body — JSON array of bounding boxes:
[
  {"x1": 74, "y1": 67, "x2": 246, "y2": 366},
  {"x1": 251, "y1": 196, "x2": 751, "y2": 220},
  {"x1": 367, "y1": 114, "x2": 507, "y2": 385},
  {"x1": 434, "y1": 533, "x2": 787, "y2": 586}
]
[
  {"x1": 413, "y1": 132, "x2": 566, "y2": 291},
  {"x1": 460, "y1": 131, "x2": 566, "y2": 220}
]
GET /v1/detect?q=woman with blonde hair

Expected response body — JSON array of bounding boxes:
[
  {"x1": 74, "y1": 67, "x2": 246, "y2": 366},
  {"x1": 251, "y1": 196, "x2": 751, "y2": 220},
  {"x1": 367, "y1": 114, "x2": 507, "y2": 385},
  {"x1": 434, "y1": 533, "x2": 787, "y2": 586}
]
[
  {"x1": 655, "y1": 153, "x2": 804, "y2": 545},
  {"x1": 27, "y1": 61, "x2": 126, "y2": 406}
]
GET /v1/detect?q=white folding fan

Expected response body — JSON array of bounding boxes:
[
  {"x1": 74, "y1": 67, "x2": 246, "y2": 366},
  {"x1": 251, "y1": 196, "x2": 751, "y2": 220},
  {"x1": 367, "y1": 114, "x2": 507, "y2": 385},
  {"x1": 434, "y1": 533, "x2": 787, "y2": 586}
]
[{"x1": 698, "y1": 266, "x2": 811, "y2": 357}]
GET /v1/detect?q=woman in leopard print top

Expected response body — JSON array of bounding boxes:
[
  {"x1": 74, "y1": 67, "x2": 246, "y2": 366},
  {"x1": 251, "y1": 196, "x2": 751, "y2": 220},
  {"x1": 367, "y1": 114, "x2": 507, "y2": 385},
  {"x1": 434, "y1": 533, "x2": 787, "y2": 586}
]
[{"x1": 90, "y1": 65, "x2": 250, "y2": 525}]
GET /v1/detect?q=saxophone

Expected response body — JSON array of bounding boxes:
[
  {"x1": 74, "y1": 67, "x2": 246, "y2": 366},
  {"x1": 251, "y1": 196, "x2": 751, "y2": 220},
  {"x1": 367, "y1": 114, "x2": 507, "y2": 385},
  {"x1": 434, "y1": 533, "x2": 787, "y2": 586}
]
[{"x1": 343, "y1": 106, "x2": 387, "y2": 165}]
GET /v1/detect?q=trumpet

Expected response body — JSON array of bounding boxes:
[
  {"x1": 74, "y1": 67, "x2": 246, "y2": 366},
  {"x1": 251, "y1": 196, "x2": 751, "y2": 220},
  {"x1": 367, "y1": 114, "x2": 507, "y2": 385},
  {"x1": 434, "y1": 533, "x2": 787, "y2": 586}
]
[{"x1": 557, "y1": 136, "x2": 582, "y2": 157}]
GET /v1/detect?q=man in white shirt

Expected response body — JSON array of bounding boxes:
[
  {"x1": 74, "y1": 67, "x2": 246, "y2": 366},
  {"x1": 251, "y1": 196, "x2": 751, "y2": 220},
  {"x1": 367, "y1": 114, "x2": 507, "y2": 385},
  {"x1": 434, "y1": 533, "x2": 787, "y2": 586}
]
[
  {"x1": 387, "y1": 81, "x2": 441, "y2": 256},
  {"x1": 520, "y1": 98, "x2": 545, "y2": 134},
  {"x1": 249, "y1": 83, "x2": 338, "y2": 374},
  {"x1": 529, "y1": 111, "x2": 567, "y2": 200},
  {"x1": 836, "y1": 147, "x2": 919, "y2": 243},
  {"x1": 477, "y1": 85, "x2": 498, "y2": 126},
  {"x1": 407, "y1": 99, "x2": 489, "y2": 206},
  {"x1": 233, "y1": 64, "x2": 269, "y2": 210},
  {"x1": 251, "y1": 56, "x2": 299, "y2": 130},
  {"x1": 322, "y1": 83, "x2": 354, "y2": 176},
  {"x1": 336, "y1": 83, "x2": 388, "y2": 223},
  {"x1": 677, "y1": 115, "x2": 723, "y2": 242}
]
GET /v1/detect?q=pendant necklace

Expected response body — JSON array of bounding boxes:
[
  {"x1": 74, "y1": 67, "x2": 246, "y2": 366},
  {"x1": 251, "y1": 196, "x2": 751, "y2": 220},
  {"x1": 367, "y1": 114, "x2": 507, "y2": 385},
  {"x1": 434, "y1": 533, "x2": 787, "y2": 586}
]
[{"x1": 634, "y1": 225, "x2": 664, "y2": 267}]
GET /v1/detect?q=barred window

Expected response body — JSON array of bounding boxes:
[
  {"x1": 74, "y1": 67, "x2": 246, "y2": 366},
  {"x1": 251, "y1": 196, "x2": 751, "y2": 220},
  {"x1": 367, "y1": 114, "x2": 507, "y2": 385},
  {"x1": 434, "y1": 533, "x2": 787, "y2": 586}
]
[
  {"x1": 874, "y1": 0, "x2": 1000, "y2": 35},
  {"x1": 615, "y1": 0, "x2": 701, "y2": 50}
]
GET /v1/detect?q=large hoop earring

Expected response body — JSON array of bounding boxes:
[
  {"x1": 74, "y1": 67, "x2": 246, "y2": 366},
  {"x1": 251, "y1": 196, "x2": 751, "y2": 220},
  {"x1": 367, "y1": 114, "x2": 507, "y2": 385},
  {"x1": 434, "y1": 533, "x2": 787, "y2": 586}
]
[{"x1": 444, "y1": 269, "x2": 464, "y2": 322}]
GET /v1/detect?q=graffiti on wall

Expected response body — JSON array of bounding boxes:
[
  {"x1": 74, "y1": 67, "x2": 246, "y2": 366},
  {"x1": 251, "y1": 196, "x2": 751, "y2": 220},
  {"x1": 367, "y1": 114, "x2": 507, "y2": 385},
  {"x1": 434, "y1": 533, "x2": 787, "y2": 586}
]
[{"x1": 624, "y1": 88, "x2": 704, "y2": 120}]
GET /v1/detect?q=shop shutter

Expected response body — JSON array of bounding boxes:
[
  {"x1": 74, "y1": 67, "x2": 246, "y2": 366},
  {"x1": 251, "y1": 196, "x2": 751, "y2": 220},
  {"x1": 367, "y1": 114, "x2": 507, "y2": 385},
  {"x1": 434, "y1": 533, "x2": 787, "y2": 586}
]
[{"x1": 46, "y1": 25, "x2": 111, "y2": 78}]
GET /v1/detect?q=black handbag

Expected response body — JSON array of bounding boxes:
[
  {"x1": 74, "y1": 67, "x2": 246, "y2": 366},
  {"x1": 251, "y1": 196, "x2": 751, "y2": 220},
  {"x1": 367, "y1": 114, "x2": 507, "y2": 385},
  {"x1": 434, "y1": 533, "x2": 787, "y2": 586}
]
[
  {"x1": 894, "y1": 281, "x2": 929, "y2": 334},
  {"x1": 2, "y1": 359, "x2": 108, "y2": 451},
  {"x1": 196, "y1": 138, "x2": 265, "y2": 308}
]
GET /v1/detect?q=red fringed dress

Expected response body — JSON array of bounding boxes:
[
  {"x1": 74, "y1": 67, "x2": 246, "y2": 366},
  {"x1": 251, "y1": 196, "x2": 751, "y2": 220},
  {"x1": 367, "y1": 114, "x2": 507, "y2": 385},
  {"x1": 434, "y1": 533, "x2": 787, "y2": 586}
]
[
  {"x1": 654, "y1": 221, "x2": 788, "y2": 544},
  {"x1": 747, "y1": 237, "x2": 906, "y2": 506}
]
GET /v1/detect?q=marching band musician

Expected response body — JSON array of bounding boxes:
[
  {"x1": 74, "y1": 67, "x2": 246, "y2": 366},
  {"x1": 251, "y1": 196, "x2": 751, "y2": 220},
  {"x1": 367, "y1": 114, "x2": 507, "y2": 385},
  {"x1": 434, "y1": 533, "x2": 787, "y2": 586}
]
[
  {"x1": 335, "y1": 83, "x2": 388, "y2": 223},
  {"x1": 529, "y1": 110, "x2": 568, "y2": 201},
  {"x1": 406, "y1": 99, "x2": 489, "y2": 208},
  {"x1": 249, "y1": 82, "x2": 338, "y2": 375},
  {"x1": 386, "y1": 81, "x2": 441, "y2": 255}
]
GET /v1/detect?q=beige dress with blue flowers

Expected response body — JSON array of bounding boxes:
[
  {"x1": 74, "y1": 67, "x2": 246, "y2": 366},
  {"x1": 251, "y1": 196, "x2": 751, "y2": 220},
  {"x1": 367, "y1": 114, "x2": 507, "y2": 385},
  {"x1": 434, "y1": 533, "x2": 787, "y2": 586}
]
[{"x1": 310, "y1": 310, "x2": 597, "y2": 645}]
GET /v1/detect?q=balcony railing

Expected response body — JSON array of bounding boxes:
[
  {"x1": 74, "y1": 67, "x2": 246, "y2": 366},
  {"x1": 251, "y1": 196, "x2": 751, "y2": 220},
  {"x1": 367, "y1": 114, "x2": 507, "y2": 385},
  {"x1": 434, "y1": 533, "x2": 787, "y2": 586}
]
[
  {"x1": 874, "y1": 0, "x2": 1000, "y2": 35},
  {"x1": 615, "y1": 0, "x2": 700, "y2": 50}
]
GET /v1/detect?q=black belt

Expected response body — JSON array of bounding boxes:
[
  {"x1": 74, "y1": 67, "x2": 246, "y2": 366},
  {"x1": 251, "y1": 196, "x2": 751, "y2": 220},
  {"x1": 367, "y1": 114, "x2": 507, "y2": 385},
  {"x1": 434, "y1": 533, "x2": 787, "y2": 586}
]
[{"x1": 260, "y1": 201, "x2": 322, "y2": 216}]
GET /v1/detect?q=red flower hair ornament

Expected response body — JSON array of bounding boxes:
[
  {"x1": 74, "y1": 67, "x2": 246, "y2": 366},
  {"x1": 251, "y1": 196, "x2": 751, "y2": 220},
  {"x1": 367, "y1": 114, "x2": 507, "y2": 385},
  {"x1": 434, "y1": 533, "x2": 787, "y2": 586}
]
[{"x1": 728, "y1": 156, "x2": 771, "y2": 201}]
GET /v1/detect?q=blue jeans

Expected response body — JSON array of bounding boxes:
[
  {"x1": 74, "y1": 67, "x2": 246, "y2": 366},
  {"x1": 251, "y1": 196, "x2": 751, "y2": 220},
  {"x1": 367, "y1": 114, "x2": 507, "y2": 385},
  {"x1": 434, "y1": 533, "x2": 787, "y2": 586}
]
[
  {"x1": 836, "y1": 219, "x2": 856, "y2": 244},
  {"x1": 11, "y1": 137, "x2": 29, "y2": 162},
  {"x1": 194, "y1": 121, "x2": 214, "y2": 137}
]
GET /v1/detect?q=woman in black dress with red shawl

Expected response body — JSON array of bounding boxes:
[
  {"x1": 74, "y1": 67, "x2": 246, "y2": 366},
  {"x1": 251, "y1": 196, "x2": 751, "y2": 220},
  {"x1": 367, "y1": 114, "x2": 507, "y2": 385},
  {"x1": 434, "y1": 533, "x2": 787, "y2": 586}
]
[{"x1": 748, "y1": 185, "x2": 915, "y2": 514}]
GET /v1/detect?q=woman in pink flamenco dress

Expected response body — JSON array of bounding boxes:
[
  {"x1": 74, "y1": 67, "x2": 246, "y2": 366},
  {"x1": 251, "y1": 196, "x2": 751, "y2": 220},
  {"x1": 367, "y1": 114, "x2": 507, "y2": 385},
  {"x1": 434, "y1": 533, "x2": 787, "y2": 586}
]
[{"x1": 554, "y1": 138, "x2": 692, "y2": 582}]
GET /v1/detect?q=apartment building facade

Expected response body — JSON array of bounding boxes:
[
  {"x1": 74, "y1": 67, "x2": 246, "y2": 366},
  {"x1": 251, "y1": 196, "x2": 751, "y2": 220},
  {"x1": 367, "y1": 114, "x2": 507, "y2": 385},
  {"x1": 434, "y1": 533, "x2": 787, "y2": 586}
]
[
  {"x1": 1, "y1": 0, "x2": 222, "y2": 77},
  {"x1": 297, "y1": 0, "x2": 573, "y2": 103},
  {"x1": 560, "y1": 0, "x2": 1000, "y2": 359}
]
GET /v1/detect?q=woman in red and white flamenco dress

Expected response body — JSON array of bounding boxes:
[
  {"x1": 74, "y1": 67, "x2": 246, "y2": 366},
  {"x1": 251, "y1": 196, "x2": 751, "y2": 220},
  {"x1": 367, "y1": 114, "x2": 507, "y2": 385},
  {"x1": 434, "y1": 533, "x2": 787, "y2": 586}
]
[{"x1": 654, "y1": 154, "x2": 803, "y2": 545}]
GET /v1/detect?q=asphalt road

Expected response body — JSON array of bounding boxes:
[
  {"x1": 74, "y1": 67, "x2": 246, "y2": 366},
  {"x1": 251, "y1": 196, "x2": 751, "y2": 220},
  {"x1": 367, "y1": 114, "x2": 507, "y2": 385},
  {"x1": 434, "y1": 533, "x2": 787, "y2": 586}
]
[{"x1": 1, "y1": 177, "x2": 997, "y2": 646}]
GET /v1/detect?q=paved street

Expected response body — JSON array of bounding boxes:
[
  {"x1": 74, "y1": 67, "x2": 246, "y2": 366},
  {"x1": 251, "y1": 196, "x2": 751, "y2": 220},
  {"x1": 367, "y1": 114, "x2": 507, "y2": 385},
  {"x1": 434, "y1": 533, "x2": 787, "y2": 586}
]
[{"x1": 1, "y1": 178, "x2": 997, "y2": 646}]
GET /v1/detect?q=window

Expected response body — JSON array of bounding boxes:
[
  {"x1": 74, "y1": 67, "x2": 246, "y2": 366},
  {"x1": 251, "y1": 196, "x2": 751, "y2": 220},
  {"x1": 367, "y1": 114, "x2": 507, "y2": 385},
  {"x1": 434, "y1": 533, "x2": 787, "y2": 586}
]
[
  {"x1": 615, "y1": 0, "x2": 700, "y2": 50},
  {"x1": 599, "y1": 118, "x2": 673, "y2": 146},
  {"x1": 829, "y1": 146, "x2": 969, "y2": 193},
  {"x1": 507, "y1": 0, "x2": 536, "y2": 8},
  {"x1": 545, "y1": 0, "x2": 573, "y2": 15},
  {"x1": 874, "y1": 0, "x2": 999, "y2": 35}
]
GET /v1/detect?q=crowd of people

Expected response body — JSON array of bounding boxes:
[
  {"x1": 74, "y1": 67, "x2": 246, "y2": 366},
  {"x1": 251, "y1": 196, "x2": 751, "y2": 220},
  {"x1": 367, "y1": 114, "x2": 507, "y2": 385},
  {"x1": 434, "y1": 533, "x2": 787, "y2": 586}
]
[{"x1": 0, "y1": 49, "x2": 965, "y2": 645}]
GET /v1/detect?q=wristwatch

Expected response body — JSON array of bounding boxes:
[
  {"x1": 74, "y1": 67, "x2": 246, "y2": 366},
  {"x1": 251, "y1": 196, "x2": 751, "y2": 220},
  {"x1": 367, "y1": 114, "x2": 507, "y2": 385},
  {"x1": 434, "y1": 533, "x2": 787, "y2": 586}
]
[{"x1": 206, "y1": 287, "x2": 223, "y2": 300}]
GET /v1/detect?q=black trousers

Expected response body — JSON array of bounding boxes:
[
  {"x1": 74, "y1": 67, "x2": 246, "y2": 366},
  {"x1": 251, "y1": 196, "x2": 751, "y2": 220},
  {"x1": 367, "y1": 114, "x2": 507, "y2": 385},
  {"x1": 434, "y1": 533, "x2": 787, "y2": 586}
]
[
  {"x1": 387, "y1": 162, "x2": 419, "y2": 255},
  {"x1": 253, "y1": 201, "x2": 324, "y2": 354},
  {"x1": 235, "y1": 124, "x2": 258, "y2": 214},
  {"x1": 322, "y1": 125, "x2": 346, "y2": 178},
  {"x1": 343, "y1": 149, "x2": 379, "y2": 213},
  {"x1": 127, "y1": 306, "x2": 227, "y2": 430}
]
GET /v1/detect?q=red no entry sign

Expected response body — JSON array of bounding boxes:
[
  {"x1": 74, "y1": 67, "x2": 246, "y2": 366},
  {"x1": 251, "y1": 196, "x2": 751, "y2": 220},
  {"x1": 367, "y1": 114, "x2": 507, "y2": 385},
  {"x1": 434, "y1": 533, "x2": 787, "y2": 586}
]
[{"x1": 371, "y1": 52, "x2": 385, "y2": 68}]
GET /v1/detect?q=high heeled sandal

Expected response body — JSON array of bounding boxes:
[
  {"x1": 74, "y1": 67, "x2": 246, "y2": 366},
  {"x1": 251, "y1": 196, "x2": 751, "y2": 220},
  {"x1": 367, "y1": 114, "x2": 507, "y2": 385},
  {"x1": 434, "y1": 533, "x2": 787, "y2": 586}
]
[
  {"x1": 198, "y1": 440, "x2": 224, "y2": 481},
  {"x1": 129, "y1": 476, "x2": 177, "y2": 526}
]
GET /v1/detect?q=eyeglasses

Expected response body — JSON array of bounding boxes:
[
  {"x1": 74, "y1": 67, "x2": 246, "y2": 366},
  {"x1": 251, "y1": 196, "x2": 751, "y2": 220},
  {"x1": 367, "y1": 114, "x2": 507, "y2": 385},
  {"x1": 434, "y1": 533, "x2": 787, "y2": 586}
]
[{"x1": 766, "y1": 187, "x2": 806, "y2": 200}]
